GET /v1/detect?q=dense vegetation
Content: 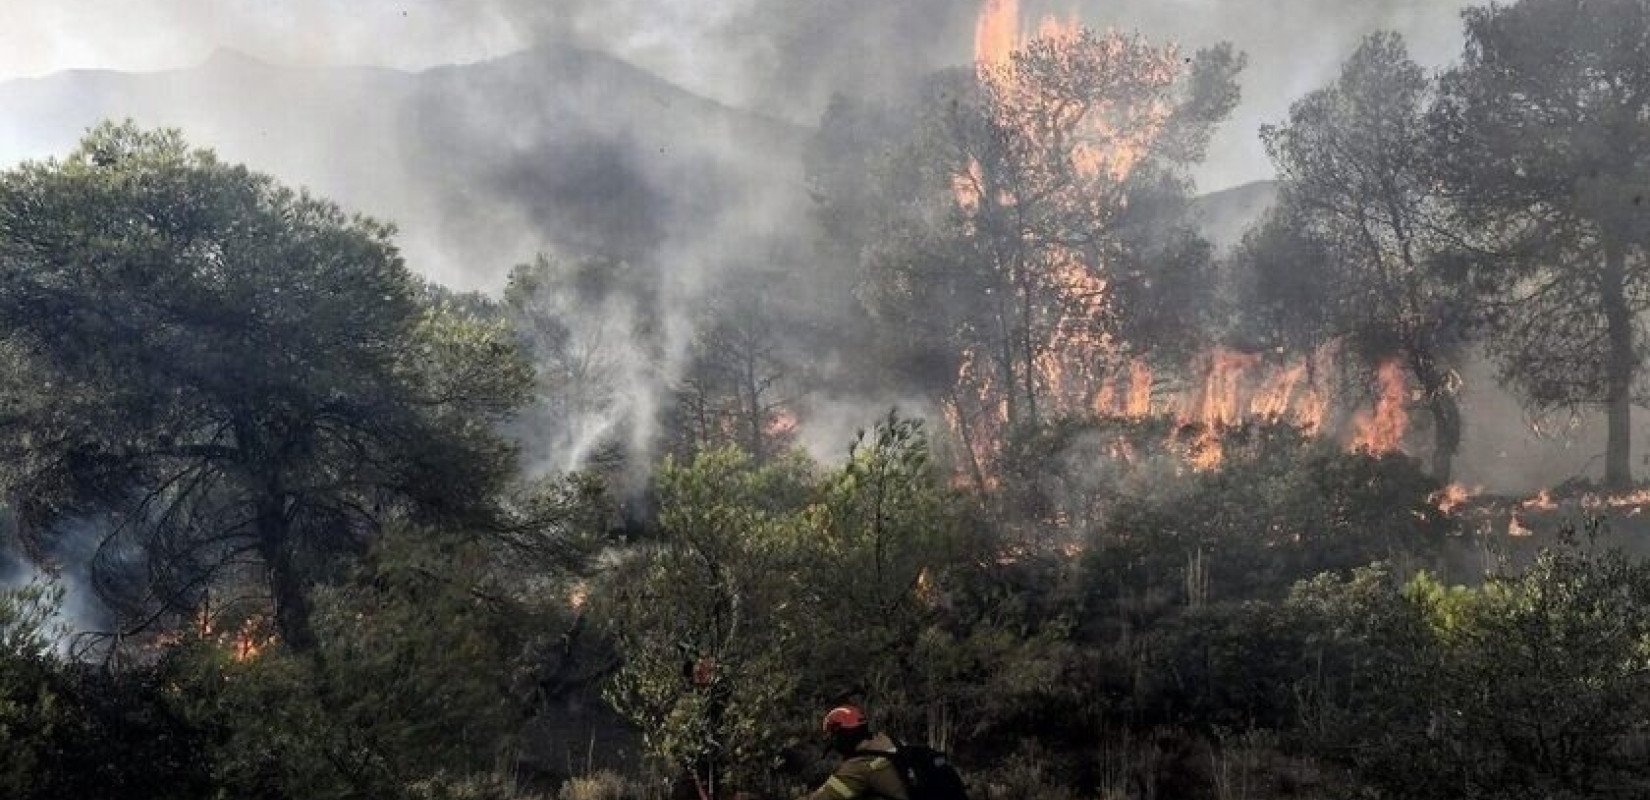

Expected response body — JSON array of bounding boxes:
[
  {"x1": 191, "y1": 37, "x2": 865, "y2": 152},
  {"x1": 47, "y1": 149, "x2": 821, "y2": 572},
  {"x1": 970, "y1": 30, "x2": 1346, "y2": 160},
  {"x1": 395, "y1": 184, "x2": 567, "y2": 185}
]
[{"x1": 6, "y1": 1, "x2": 1650, "y2": 798}]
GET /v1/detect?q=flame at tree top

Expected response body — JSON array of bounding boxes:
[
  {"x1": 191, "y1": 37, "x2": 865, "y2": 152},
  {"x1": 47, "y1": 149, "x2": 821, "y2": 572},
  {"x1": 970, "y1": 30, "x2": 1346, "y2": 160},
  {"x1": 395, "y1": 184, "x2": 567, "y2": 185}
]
[
  {"x1": 949, "y1": 0, "x2": 1184, "y2": 466},
  {"x1": 969, "y1": 1, "x2": 1175, "y2": 186},
  {"x1": 974, "y1": 0, "x2": 1020, "y2": 69}
]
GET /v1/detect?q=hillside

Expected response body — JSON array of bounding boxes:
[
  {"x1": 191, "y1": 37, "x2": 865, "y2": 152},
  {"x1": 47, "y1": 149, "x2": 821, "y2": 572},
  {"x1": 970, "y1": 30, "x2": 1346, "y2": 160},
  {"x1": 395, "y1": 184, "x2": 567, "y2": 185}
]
[
  {"x1": 1188, "y1": 178, "x2": 1279, "y2": 252},
  {"x1": 0, "y1": 46, "x2": 809, "y2": 290}
]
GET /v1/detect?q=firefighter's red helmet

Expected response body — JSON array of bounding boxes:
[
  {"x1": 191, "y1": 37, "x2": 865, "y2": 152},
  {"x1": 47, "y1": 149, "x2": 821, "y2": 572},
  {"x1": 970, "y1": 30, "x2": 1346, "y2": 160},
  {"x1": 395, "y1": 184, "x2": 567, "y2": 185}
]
[{"x1": 822, "y1": 705, "x2": 868, "y2": 734}]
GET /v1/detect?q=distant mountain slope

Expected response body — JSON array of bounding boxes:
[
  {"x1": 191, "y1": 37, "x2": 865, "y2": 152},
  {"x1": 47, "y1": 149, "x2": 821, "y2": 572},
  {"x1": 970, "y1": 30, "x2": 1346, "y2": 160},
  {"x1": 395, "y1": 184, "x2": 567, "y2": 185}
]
[
  {"x1": 1189, "y1": 179, "x2": 1278, "y2": 253},
  {"x1": 0, "y1": 46, "x2": 809, "y2": 290}
]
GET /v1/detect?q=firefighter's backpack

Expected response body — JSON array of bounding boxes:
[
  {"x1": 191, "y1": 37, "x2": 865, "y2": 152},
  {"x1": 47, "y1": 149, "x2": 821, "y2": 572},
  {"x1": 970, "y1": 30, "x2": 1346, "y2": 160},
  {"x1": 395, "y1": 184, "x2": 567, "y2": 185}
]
[{"x1": 867, "y1": 743, "x2": 968, "y2": 800}]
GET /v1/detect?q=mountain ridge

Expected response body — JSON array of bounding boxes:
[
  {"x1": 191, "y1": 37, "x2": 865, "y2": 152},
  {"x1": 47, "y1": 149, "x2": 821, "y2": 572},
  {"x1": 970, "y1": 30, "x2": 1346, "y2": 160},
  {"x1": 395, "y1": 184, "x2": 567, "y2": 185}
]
[
  {"x1": 0, "y1": 45, "x2": 1271, "y2": 290},
  {"x1": 0, "y1": 42, "x2": 810, "y2": 291}
]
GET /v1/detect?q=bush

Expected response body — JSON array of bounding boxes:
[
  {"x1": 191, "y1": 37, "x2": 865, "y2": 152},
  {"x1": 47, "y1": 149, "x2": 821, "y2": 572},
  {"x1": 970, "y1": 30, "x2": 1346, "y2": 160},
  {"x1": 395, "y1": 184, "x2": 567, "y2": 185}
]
[
  {"x1": 0, "y1": 582, "x2": 214, "y2": 800},
  {"x1": 1079, "y1": 427, "x2": 1449, "y2": 618},
  {"x1": 1291, "y1": 528, "x2": 1650, "y2": 799},
  {"x1": 407, "y1": 773, "x2": 549, "y2": 800},
  {"x1": 559, "y1": 771, "x2": 643, "y2": 800}
]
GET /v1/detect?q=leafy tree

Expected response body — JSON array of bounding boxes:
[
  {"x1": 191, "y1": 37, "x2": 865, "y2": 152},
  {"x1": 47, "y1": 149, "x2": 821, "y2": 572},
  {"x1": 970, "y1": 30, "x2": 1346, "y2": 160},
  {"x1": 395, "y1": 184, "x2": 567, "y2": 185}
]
[
  {"x1": 309, "y1": 523, "x2": 547, "y2": 782},
  {"x1": 673, "y1": 275, "x2": 806, "y2": 466},
  {"x1": 791, "y1": 413, "x2": 977, "y2": 739},
  {"x1": 600, "y1": 448, "x2": 814, "y2": 800},
  {"x1": 942, "y1": 31, "x2": 1194, "y2": 430},
  {"x1": 1252, "y1": 33, "x2": 1477, "y2": 479},
  {"x1": 0, "y1": 582, "x2": 215, "y2": 799},
  {"x1": 832, "y1": 33, "x2": 1241, "y2": 485},
  {"x1": 1433, "y1": 0, "x2": 1650, "y2": 488},
  {"x1": 0, "y1": 123, "x2": 533, "y2": 650}
]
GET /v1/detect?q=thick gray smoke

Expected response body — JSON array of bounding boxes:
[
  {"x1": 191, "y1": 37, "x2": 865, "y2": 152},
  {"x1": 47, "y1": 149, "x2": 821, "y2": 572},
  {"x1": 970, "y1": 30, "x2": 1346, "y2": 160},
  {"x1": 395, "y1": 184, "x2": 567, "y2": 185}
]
[
  {"x1": 3, "y1": 0, "x2": 1476, "y2": 189},
  {"x1": 0, "y1": 0, "x2": 1620, "y2": 494}
]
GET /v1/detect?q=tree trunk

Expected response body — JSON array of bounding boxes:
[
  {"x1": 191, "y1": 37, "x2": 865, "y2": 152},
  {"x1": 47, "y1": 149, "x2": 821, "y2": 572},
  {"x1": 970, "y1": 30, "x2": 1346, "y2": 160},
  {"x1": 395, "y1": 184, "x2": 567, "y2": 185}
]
[
  {"x1": 257, "y1": 493, "x2": 315, "y2": 651},
  {"x1": 742, "y1": 349, "x2": 764, "y2": 465},
  {"x1": 1020, "y1": 278, "x2": 1039, "y2": 426},
  {"x1": 1602, "y1": 240, "x2": 1635, "y2": 491},
  {"x1": 1411, "y1": 354, "x2": 1462, "y2": 483},
  {"x1": 1429, "y1": 393, "x2": 1462, "y2": 484},
  {"x1": 949, "y1": 391, "x2": 991, "y2": 494},
  {"x1": 996, "y1": 290, "x2": 1018, "y2": 428}
]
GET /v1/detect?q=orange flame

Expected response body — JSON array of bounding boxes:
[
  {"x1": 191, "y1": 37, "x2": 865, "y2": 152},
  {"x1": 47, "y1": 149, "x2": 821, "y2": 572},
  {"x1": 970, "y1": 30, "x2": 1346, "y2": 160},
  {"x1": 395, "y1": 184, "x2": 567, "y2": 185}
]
[
  {"x1": 1184, "y1": 349, "x2": 1262, "y2": 429},
  {"x1": 1250, "y1": 363, "x2": 1306, "y2": 420},
  {"x1": 974, "y1": 0, "x2": 1021, "y2": 69},
  {"x1": 944, "y1": 3, "x2": 1401, "y2": 480},
  {"x1": 1433, "y1": 483, "x2": 1480, "y2": 514},
  {"x1": 1521, "y1": 489, "x2": 1557, "y2": 512},
  {"x1": 1351, "y1": 360, "x2": 1410, "y2": 453},
  {"x1": 1124, "y1": 359, "x2": 1154, "y2": 416}
]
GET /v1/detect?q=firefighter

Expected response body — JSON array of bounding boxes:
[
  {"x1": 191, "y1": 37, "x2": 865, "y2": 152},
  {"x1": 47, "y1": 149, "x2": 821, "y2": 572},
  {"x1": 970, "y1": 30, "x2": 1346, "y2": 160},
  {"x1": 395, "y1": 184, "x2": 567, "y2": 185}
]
[{"x1": 802, "y1": 706, "x2": 909, "y2": 800}]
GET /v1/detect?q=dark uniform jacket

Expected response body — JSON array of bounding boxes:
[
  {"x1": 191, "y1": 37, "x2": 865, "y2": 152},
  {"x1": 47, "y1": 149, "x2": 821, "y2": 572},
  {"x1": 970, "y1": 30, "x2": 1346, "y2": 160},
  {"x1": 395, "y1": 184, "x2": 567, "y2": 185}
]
[{"x1": 804, "y1": 734, "x2": 909, "y2": 800}]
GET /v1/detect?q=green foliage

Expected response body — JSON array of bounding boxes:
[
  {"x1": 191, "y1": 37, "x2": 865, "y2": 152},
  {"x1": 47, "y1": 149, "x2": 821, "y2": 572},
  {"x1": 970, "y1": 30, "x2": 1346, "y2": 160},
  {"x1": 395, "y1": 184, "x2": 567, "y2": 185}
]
[
  {"x1": 310, "y1": 523, "x2": 538, "y2": 780},
  {"x1": 0, "y1": 122, "x2": 533, "y2": 647},
  {"x1": 407, "y1": 773, "x2": 551, "y2": 800},
  {"x1": 0, "y1": 583, "x2": 213, "y2": 799},
  {"x1": 1292, "y1": 531, "x2": 1650, "y2": 799},
  {"x1": 1435, "y1": 0, "x2": 1650, "y2": 486},
  {"x1": 0, "y1": 579, "x2": 63, "y2": 659},
  {"x1": 601, "y1": 415, "x2": 980, "y2": 793},
  {"x1": 796, "y1": 413, "x2": 978, "y2": 735},
  {"x1": 1248, "y1": 32, "x2": 1473, "y2": 478},
  {"x1": 1080, "y1": 425, "x2": 1449, "y2": 613},
  {"x1": 159, "y1": 639, "x2": 380, "y2": 798},
  {"x1": 601, "y1": 447, "x2": 812, "y2": 795}
]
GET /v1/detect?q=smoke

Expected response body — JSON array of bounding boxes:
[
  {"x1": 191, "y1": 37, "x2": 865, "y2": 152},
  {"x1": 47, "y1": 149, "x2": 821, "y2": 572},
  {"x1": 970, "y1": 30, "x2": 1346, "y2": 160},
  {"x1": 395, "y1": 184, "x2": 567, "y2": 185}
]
[
  {"x1": 0, "y1": 0, "x2": 1627, "y2": 491},
  {"x1": 2, "y1": 0, "x2": 1479, "y2": 192},
  {"x1": 0, "y1": 518, "x2": 117, "y2": 645}
]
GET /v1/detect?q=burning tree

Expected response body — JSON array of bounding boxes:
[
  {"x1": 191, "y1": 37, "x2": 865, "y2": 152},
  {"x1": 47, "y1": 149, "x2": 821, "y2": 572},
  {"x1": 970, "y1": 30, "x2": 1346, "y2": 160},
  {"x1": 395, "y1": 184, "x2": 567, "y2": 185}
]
[
  {"x1": 852, "y1": 2, "x2": 1241, "y2": 485},
  {"x1": 1433, "y1": 0, "x2": 1650, "y2": 489},
  {"x1": 1247, "y1": 33, "x2": 1478, "y2": 480}
]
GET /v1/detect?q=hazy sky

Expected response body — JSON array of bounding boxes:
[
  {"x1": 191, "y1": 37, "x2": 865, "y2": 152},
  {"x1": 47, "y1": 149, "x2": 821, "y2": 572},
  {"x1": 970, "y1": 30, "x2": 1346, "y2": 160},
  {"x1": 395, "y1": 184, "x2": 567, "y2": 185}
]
[{"x1": 0, "y1": 0, "x2": 1481, "y2": 188}]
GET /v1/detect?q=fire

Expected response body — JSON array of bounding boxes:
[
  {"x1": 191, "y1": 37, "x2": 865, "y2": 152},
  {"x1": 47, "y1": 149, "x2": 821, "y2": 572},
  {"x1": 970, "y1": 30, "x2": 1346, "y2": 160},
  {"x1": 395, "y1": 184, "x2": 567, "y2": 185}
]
[
  {"x1": 1350, "y1": 359, "x2": 1409, "y2": 454},
  {"x1": 1155, "y1": 346, "x2": 1338, "y2": 470},
  {"x1": 1173, "y1": 349, "x2": 1258, "y2": 471},
  {"x1": 1433, "y1": 483, "x2": 1480, "y2": 514},
  {"x1": 228, "y1": 618, "x2": 275, "y2": 661},
  {"x1": 1124, "y1": 359, "x2": 1153, "y2": 416},
  {"x1": 942, "y1": 3, "x2": 1413, "y2": 479},
  {"x1": 974, "y1": 0, "x2": 1020, "y2": 69},
  {"x1": 1521, "y1": 489, "x2": 1557, "y2": 512},
  {"x1": 1250, "y1": 363, "x2": 1306, "y2": 420},
  {"x1": 166, "y1": 607, "x2": 276, "y2": 662},
  {"x1": 1581, "y1": 488, "x2": 1650, "y2": 512},
  {"x1": 1185, "y1": 349, "x2": 1262, "y2": 429},
  {"x1": 949, "y1": 0, "x2": 1184, "y2": 465},
  {"x1": 971, "y1": 6, "x2": 1175, "y2": 185}
]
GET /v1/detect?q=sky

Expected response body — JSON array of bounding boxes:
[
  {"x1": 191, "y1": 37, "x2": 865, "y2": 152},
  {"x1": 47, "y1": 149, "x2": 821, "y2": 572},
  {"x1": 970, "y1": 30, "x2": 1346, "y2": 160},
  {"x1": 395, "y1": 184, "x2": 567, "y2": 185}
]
[{"x1": 0, "y1": 0, "x2": 1483, "y2": 189}]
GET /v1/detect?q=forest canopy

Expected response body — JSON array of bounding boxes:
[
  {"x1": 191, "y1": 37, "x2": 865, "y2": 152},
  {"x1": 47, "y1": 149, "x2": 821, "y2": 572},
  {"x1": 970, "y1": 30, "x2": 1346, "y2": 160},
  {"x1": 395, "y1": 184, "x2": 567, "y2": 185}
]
[{"x1": 6, "y1": 1, "x2": 1650, "y2": 799}]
